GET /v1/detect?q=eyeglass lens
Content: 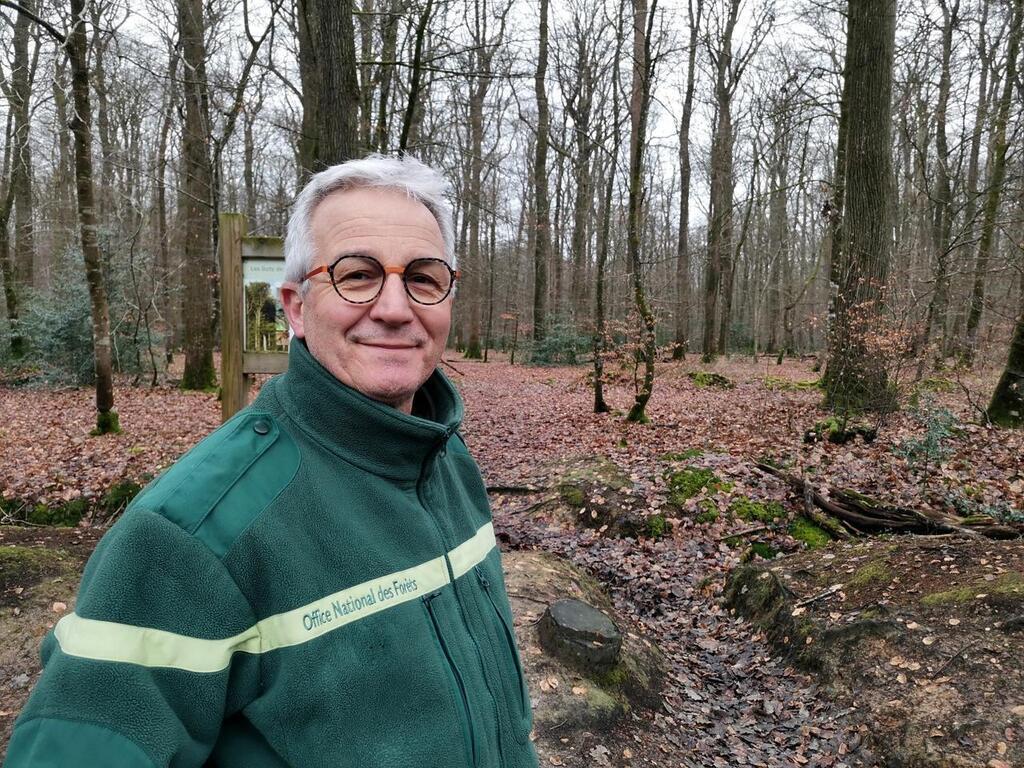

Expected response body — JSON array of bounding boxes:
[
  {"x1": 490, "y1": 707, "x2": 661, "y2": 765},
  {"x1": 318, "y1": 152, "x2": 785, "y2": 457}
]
[{"x1": 331, "y1": 256, "x2": 454, "y2": 305}]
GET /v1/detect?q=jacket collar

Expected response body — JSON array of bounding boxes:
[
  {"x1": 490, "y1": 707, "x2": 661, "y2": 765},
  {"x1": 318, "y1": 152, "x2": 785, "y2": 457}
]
[{"x1": 275, "y1": 339, "x2": 463, "y2": 482}]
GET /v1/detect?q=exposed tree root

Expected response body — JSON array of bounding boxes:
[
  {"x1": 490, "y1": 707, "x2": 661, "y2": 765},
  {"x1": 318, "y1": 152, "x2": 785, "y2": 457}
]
[{"x1": 754, "y1": 462, "x2": 1023, "y2": 541}]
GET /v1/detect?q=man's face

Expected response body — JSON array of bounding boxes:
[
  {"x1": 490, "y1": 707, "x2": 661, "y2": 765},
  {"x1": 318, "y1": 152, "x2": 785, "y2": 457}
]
[{"x1": 281, "y1": 187, "x2": 452, "y2": 414}]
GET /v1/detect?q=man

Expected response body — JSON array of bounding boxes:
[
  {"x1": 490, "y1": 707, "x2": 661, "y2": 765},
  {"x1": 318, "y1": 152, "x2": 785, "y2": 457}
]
[{"x1": 6, "y1": 155, "x2": 538, "y2": 768}]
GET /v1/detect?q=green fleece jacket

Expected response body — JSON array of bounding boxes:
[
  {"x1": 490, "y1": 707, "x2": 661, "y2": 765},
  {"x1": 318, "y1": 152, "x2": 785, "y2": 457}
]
[{"x1": 6, "y1": 340, "x2": 538, "y2": 768}]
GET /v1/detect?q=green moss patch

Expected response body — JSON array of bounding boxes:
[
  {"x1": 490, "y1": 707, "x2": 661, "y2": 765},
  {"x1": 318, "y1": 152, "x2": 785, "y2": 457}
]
[
  {"x1": 695, "y1": 500, "x2": 719, "y2": 524},
  {"x1": 665, "y1": 467, "x2": 730, "y2": 506},
  {"x1": 26, "y1": 498, "x2": 89, "y2": 527},
  {"x1": 0, "y1": 544, "x2": 69, "y2": 593},
  {"x1": 790, "y1": 518, "x2": 831, "y2": 549},
  {"x1": 558, "y1": 484, "x2": 586, "y2": 508},
  {"x1": 745, "y1": 542, "x2": 779, "y2": 560},
  {"x1": 922, "y1": 572, "x2": 1024, "y2": 607},
  {"x1": 729, "y1": 497, "x2": 785, "y2": 523},
  {"x1": 847, "y1": 560, "x2": 893, "y2": 589},
  {"x1": 645, "y1": 514, "x2": 669, "y2": 539}
]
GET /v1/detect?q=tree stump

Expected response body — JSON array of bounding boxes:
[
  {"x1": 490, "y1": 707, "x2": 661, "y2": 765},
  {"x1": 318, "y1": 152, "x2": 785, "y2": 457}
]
[{"x1": 538, "y1": 598, "x2": 622, "y2": 674}]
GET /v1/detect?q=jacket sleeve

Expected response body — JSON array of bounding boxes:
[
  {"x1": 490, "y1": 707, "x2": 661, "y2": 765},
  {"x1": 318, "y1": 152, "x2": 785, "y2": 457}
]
[{"x1": 4, "y1": 510, "x2": 261, "y2": 768}]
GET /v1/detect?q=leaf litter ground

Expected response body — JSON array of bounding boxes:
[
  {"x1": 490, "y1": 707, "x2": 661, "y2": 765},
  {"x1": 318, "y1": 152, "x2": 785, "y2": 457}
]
[{"x1": 1, "y1": 355, "x2": 1021, "y2": 766}]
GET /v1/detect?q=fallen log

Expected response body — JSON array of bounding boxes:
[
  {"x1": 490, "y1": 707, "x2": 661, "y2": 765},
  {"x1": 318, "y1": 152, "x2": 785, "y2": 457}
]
[{"x1": 753, "y1": 463, "x2": 1023, "y2": 541}]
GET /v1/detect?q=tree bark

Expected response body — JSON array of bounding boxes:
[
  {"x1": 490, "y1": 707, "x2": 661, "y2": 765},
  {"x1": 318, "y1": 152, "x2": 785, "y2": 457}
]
[
  {"x1": 625, "y1": 0, "x2": 657, "y2": 424},
  {"x1": 823, "y1": 0, "x2": 897, "y2": 413},
  {"x1": 398, "y1": 0, "x2": 432, "y2": 153},
  {"x1": 68, "y1": 0, "x2": 117, "y2": 432},
  {"x1": 703, "y1": 0, "x2": 740, "y2": 361},
  {"x1": 316, "y1": 0, "x2": 361, "y2": 164},
  {"x1": 673, "y1": 0, "x2": 701, "y2": 360},
  {"x1": 918, "y1": 0, "x2": 958, "y2": 373},
  {"x1": 178, "y1": 0, "x2": 216, "y2": 390},
  {"x1": 531, "y1": 0, "x2": 551, "y2": 348},
  {"x1": 10, "y1": 0, "x2": 36, "y2": 307},
  {"x1": 296, "y1": 0, "x2": 319, "y2": 179},
  {"x1": 964, "y1": 0, "x2": 1021, "y2": 366}
]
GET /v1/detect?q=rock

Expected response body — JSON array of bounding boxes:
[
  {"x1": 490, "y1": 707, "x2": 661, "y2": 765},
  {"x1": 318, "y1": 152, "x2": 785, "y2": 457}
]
[{"x1": 538, "y1": 598, "x2": 622, "y2": 674}]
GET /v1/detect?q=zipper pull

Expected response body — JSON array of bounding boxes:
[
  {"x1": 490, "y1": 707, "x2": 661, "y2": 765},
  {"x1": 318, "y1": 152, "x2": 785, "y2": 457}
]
[{"x1": 475, "y1": 568, "x2": 490, "y2": 590}]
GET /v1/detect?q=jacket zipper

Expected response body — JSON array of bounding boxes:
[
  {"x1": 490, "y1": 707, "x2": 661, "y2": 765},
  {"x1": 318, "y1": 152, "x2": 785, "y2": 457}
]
[
  {"x1": 476, "y1": 568, "x2": 530, "y2": 719},
  {"x1": 425, "y1": 593, "x2": 478, "y2": 768}
]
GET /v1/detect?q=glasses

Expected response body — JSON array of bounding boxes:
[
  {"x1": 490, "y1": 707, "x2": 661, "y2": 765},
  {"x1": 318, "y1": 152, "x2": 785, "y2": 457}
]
[{"x1": 303, "y1": 255, "x2": 460, "y2": 306}]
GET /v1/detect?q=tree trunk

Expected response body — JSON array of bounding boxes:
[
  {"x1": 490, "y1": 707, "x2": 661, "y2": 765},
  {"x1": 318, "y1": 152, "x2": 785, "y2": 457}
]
[
  {"x1": 316, "y1": 0, "x2": 361, "y2": 164},
  {"x1": 823, "y1": 0, "x2": 897, "y2": 413},
  {"x1": 154, "y1": 40, "x2": 177, "y2": 359},
  {"x1": 10, "y1": 0, "x2": 35, "y2": 311},
  {"x1": 68, "y1": 0, "x2": 117, "y2": 432},
  {"x1": 625, "y1": 0, "x2": 657, "y2": 424},
  {"x1": 178, "y1": 0, "x2": 216, "y2": 390},
  {"x1": 296, "y1": 0, "x2": 319, "y2": 179},
  {"x1": 918, "y1": 0, "x2": 958, "y2": 373},
  {"x1": 703, "y1": 0, "x2": 740, "y2": 361},
  {"x1": 964, "y1": 0, "x2": 1021, "y2": 366},
  {"x1": 398, "y1": 0, "x2": 432, "y2": 153},
  {"x1": 531, "y1": 0, "x2": 551, "y2": 348},
  {"x1": 374, "y1": 0, "x2": 401, "y2": 152},
  {"x1": 988, "y1": 275, "x2": 1024, "y2": 427},
  {"x1": 673, "y1": 0, "x2": 701, "y2": 360}
]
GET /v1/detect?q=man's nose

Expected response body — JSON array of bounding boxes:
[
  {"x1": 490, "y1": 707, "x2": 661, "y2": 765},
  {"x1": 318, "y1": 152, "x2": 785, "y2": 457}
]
[{"x1": 368, "y1": 273, "x2": 415, "y2": 323}]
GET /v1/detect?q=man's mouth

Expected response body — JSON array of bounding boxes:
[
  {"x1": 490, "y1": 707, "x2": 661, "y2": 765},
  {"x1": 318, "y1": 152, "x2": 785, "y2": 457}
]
[{"x1": 360, "y1": 341, "x2": 420, "y2": 349}]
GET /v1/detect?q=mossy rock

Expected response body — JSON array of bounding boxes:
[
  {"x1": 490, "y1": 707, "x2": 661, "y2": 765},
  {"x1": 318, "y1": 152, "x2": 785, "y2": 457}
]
[
  {"x1": 687, "y1": 371, "x2": 734, "y2": 389},
  {"x1": 506, "y1": 551, "x2": 665, "y2": 735},
  {"x1": 729, "y1": 496, "x2": 785, "y2": 523},
  {"x1": 558, "y1": 457, "x2": 670, "y2": 540}
]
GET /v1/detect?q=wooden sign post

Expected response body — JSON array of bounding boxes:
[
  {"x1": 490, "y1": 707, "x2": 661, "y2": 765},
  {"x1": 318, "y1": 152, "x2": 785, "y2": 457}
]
[{"x1": 219, "y1": 213, "x2": 288, "y2": 421}]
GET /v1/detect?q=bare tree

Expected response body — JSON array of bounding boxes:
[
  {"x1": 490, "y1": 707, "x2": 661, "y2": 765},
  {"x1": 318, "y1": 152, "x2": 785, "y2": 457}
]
[
  {"x1": 625, "y1": 0, "x2": 658, "y2": 423},
  {"x1": 673, "y1": 0, "x2": 702, "y2": 359},
  {"x1": 823, "y1": 0, "x2": 897, "y2": 412},
  {"x1": 531, "y1": 0, "x2": 550, "y2": 348},
  {"x1": 701, "y1": 0, "x2": 773, "y2": 360}
]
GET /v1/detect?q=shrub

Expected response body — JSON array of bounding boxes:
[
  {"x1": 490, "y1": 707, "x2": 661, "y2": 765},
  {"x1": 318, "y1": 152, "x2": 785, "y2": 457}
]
[
  {"x1": 529, "y1": 316, "x2": 591, "y2": 365},
  {"x1": 896, "y1": 395, "x2": 958, "y2": 469}
]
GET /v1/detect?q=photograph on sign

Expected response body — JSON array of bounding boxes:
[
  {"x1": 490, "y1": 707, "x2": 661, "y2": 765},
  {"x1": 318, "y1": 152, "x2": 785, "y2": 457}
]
[{"x1": 242, "y1": 258, "x2": 289, "y2": 352}]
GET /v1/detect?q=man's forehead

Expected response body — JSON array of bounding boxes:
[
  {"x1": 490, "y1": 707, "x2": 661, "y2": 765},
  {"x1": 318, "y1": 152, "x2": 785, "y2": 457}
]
[{"x1": 311, "y1": 188, "x2": 444, "y2": 251}]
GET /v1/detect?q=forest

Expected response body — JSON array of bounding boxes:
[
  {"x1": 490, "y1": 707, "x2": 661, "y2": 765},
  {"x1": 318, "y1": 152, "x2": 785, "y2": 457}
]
[
  {"x1": 1, "y1": 0, "x2": 1023, "y2": 764},
  {"x1": 0, "y1": 0, "x2": 1020, "y2": 425}
]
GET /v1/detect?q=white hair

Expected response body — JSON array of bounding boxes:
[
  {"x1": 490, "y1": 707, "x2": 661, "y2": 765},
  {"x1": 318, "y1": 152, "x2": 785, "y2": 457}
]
[{"x1": 283, "y1": 154, "x2": 456, "y2": 288}]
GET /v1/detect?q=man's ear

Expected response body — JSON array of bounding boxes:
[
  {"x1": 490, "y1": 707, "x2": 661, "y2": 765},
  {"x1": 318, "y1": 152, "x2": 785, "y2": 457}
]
[{"x1": 279, "y1": 283, "x2": 307, "y2": 339}]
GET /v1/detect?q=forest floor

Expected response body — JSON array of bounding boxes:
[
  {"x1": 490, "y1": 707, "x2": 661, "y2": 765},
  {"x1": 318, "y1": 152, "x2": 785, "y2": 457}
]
[{"x1": 1, "y1": 353, "x2": 1022, "y2": 766}]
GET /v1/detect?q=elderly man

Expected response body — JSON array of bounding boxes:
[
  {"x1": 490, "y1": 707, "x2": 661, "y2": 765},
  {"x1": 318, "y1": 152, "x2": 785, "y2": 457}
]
[{"x1": 6, "y1": 155, "x2": 538, "y2": 768}]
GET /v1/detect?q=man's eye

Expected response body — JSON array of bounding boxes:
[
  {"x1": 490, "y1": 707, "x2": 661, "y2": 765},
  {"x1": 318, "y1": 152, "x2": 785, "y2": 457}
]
[
  {"x1": 408, "y1": 273, "x2": 441, "y2": 286},
  {"x1": 340, "y1": 271, "x2": 374, "y2": 281}
]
